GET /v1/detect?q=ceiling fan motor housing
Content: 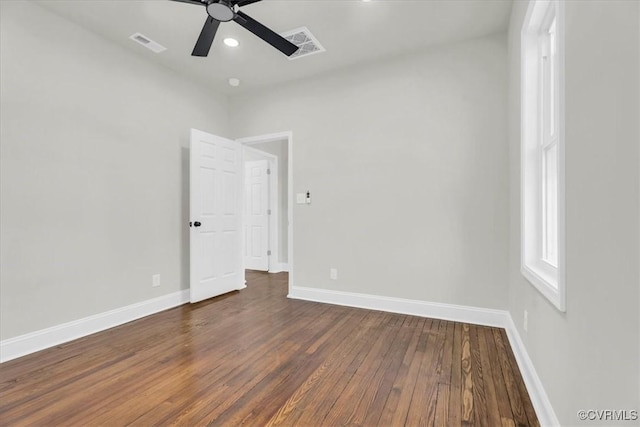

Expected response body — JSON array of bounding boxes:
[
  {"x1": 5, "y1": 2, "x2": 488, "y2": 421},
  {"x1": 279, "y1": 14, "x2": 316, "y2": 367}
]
[
  {"x1": 207, "y1": 0, "x2": 235, "y2": 22},
  {"x1": 171, "y1": 0, "x2": 299, "y2": 58}
]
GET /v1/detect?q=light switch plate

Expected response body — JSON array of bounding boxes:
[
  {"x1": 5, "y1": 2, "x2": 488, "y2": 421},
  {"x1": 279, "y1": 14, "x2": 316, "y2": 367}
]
[{"x1": 296, "y1": 193, "x2": 306, "y2": 204}]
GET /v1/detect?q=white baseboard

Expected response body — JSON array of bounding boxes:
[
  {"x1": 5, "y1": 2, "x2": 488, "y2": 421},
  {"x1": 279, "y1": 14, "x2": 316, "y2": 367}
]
[
  {"x1": 0, "y1": 290, "x2": 189, "y2": 363},
  {"x1": 504, "y1": 316, "x2": 561, "y2": 427},
  {"x1": 288, "y1": 286, "x2": 509, "y2": 327},
  {"x1": 269, "y1": 263, "x2": 289, "y2": 273},
  {"x1": 288, "y1": 285, "x2": 559, "y2": 427}
]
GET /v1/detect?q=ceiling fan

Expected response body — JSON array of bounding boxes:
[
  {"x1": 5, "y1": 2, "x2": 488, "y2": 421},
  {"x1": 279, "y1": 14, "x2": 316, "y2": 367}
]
[{"x1": 170, "y1": 0, "x2": 299, "y2": 58}]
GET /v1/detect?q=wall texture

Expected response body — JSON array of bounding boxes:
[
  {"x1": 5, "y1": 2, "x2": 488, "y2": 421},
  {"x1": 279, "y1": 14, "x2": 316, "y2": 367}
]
[
  {"x1": 0, "y1": 1, "x2": 229, "y2": 339},
  {"x1": 3, "y1": 1, "x2": 638, "y2": 423},
  {"x1": 508, "y1": 1, "x2": 640, "y2": 425},
  {"x1": 230, "y1": 34, "x2": 510, "y2": 309}
]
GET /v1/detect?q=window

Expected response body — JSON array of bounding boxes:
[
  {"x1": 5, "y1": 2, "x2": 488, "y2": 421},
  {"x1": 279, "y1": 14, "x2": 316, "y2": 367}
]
[{"x1": 521, "y1": 0, "x2": 565, "y2": 311}]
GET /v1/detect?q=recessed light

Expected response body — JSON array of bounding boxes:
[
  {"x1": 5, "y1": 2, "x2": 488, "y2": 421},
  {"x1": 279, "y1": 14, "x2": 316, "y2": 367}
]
[
  {"x1": 223, "y1": 38, "x2": 239, "y2": 48},
  {"x1": 228, "y1": 78, "x2": 241, "y2": 87}
]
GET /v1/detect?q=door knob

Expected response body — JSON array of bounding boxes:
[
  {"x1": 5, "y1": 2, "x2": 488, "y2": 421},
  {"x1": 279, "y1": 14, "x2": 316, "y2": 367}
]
[{"x1": 194, "y1": 221, "x2": 202, "y2": 227}]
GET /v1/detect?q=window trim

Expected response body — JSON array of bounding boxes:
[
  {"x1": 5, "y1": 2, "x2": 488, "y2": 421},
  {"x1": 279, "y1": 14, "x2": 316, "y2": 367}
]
[{"x1": 521, "y1": 0, "x2": 566, "y2": 312}]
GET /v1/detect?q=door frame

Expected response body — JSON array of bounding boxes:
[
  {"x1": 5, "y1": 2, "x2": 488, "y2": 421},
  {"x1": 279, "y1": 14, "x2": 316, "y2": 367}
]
[
  {"x1": 237, "y1": 131, "x2": 294, "y2": 292},
  {"x1": 242, "y1": 146, "x2": 279, "y2": 272}
]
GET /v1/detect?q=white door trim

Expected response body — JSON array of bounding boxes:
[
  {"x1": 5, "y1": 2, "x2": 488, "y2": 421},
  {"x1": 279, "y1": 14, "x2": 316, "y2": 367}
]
[{"x1": 237, "y1": 132, "x2": 294, "y2": 291}]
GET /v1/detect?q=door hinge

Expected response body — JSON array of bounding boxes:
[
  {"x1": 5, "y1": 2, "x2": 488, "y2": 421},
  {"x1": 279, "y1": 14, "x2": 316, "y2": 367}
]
[
  {"x1": 267, "y1": 169, "x2": 271, "y2": 175},
  {"x1": 267, "y1": 250, "x2": 272, "y2": 256}
]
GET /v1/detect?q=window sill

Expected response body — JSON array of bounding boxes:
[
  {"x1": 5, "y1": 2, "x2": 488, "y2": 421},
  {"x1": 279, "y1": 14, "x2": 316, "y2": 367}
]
[{"x1": 521, "y1": 264, "x2": 565, "y2": 312}]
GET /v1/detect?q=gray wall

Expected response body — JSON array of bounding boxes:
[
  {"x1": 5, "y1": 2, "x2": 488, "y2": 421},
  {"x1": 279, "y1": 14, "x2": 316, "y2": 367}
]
[
  {"x1": 230, "y1": 34, "x2": 510, "y2": 309},
  {"x1": 508, "y1": 1, "x2": 640, "y2": 425},
  {"x1": 3, "y1": 2, "x2": 638, "y2": 423},
  {"x1": 0, "y1": 1, "x2": 229, "y2": 339}
]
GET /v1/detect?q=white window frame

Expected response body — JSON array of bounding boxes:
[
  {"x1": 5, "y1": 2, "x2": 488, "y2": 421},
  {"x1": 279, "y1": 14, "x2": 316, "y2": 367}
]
[{"x1": 521, "y1": 0, "x2": 566, "y2": 312}]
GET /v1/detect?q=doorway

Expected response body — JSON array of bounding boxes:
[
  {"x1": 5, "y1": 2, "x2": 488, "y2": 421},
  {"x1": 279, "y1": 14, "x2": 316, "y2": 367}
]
[{"x1": 238, "y1": 132, "x2": 294, "y2": 291}]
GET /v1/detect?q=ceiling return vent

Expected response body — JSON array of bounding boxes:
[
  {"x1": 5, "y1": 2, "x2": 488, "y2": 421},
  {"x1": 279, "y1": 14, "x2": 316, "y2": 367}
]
[
  {"x1": 280, "y1": 27, "x2": 325, "y2": 60},
  {"x1": 129, "y1": 33, "x2": 167, "y2": 53}
]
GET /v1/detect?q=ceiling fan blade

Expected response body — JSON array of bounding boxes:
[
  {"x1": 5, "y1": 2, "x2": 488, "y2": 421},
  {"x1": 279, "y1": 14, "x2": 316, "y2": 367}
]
[
  {"x1": 192, "y1": 16, "x2": 220, "y2": 57},
  {"x1": 169, "y1": 0, "x2": 204, "y2": 6},
  {"x1": 233, "y1": 10, "x2": 298, "y2": 56},
  {"x1": 234, "y1": 0, "x2": 263, "y2": 6}
]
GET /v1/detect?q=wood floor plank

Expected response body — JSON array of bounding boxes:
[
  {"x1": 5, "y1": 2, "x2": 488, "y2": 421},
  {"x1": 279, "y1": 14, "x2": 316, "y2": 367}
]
[
  {"x1": 434, "y1": 320, "x2": 452, "y2": 382},
  {"x1": 484, "y1": 327, "x2": 518, "y2": 427},
  {"x1": 387, "y1": 318, "x2": 433, "y2": 426},
  {"x1": 439, "y1": 320, "x2": 455, "y2": 386},
  {"x1": 405, "y1": 319, "x2": 442, "y2": 426},
  {"x1": 448, "y1": 321, "x2": 464, "y2": 425},
  {"x1": 478, "y1": 327, "x2": 505, "y2": 427},
  {"x1": 470, "y1": 325, "x2": 489, "y2": 427},
  {"x1": 499, "y1": 329, "x2": 541, "y2": 427},
  {"x1": 493, "y1": 327, "x2": 530, "y2": 427},
  {"x1": 435, "y1": 382, "x2": 450, "y2": 426},
  {"x1": 373, "y1": 316, "x2": 426, "y2": 426},
  {"x1": 0, "y1": 272, "x2": 539, "y2": 426},
  {"x1": 461, "y1": 323, "x2": 475, "y2": 425}
]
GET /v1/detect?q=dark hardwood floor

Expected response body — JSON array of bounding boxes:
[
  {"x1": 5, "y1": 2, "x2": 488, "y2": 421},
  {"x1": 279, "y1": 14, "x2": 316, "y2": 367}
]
[{"x1": 0, "y1": 271, "x2": 538, "y2": 426}]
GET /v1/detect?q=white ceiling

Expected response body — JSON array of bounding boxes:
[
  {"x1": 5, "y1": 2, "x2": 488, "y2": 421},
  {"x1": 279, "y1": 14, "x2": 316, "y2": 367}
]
[{"x1": 36, "y1": 0, "x2": 512, "y2": 95}]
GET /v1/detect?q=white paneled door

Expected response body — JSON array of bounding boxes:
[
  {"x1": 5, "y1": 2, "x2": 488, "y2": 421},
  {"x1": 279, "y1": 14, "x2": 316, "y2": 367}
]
[
  {"x1": 244, "y1": 160, "x2": 269, "y2": 271},
  {"x1": 190, "y1": 129, "x2": 244, "y2": 303}
]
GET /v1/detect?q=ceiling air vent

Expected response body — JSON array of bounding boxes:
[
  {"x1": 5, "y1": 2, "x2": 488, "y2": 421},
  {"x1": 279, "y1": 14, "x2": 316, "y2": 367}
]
[
  {"x1": 129, "y1": 33, "x2": 167, "y2": 54},
  {"x1": 280, "y1": 27, "x2": 325, "y2": 60}
]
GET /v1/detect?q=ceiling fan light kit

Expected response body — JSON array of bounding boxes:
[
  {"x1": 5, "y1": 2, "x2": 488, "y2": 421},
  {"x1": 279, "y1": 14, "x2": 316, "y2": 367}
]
[
  {"x1": 207, "y1": 1, "x2": 235, "y2": 21},
  {"x1": 170, "y1": 0, "x2": 299, "y2": 58}
]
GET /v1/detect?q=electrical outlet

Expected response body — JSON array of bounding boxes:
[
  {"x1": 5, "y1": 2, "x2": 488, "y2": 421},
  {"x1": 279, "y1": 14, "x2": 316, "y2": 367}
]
[
  {"x1": 330, "y1": 268, "x2": 338, "y2": 280},
  {"x1": 523, "y1": 310, "x2": 528, "y2": 332},
  {"x1": 152, "y1": 274, "x2": 161, "y2": 288}
]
